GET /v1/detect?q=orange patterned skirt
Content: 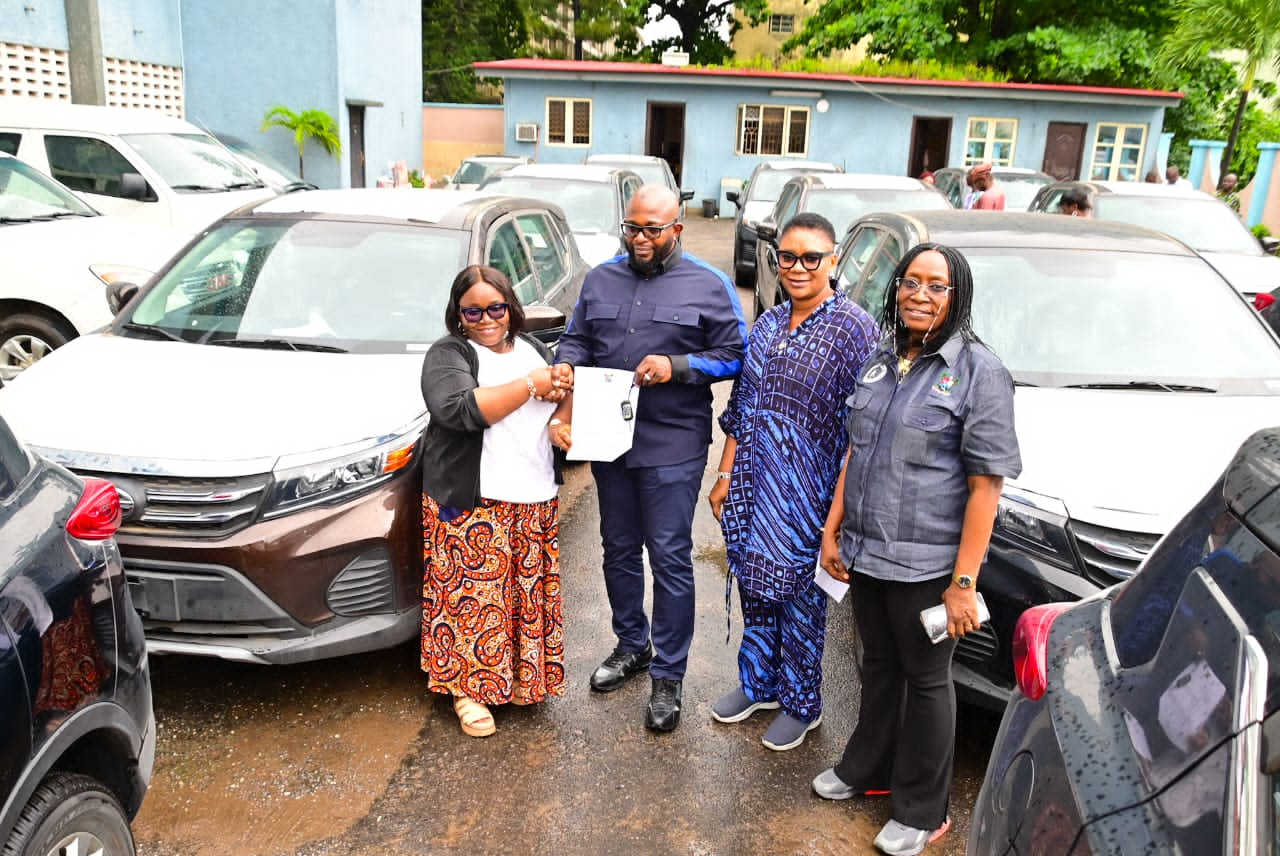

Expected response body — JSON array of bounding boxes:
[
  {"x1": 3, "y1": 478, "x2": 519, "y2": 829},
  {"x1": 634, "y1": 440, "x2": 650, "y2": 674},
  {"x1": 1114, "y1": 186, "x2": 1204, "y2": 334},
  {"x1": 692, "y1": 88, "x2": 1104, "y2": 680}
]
[{"x1": 420, "y1": 493, "x2": 565, "y2": 705}]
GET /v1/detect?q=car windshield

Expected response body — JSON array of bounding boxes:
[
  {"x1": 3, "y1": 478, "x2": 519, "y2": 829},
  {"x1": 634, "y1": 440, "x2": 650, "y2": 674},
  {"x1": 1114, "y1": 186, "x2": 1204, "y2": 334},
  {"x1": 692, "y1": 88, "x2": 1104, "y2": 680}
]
[
  {"x1": 482, "y1": 177, "x2": 615, "y2": 234},
  {"x1": 222, "y1": 139, "x2": 305, "y2": 187},
  {"x1": 126, "y1": 219, "x2": 467, "y2": 351},
  {"x1": 1095, "y1": 196, "x2": 1262, "y2": 255},
  {"x1": 808, "y1": 189, "x2": 950, "y2": 232},
  {"x1": 454, "y1": 160, "x2": 499, "y2": 185},
  {"x1": 999, "y1": 175, "x2": 1053, "y2": 210},
  {"x1": 122, "y1": 133, "x2": 265, "y2": 192},
  {"x1": 963, "y1": 247, "x2": 1280, "y2": 389},
  {"x1": 595, "y1": 161, "x2": 664, "y2": 186},
  {"x1": 0, "y1": 156, "x2": 97, "y2": 220},
  {"x1": 751, "y1": 170, "x2": 814, "y2": 202}
]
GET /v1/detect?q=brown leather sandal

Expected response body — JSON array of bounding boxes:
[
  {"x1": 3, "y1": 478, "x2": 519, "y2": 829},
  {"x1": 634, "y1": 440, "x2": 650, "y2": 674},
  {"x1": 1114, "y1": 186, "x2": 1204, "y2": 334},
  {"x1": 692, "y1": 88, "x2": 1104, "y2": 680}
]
[{"x1": 453, "y1": 696, "x2": 496, "y2": 738}]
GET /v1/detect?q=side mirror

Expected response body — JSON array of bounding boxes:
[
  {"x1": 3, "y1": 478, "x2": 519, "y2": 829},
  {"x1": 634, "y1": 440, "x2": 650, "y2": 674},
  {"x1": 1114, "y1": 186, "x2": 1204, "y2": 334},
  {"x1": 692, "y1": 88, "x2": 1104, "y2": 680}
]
[
  {"x1": 524, "y1": 304, "x2": 568, "y2": 344},
  {"x1": 119, "y1": 172, "x2": 156, "y2": 202},
  {"x1": 1260, "y1": 235, "x2": 1279, "y2": 256},
  {"x1": 755, "y1": 222, "x2": 778, "y2": 243},
  {"x1": 679, "y1": 189, "x2": 695, "y2": 202},
  {"x1": 106, "y1": 281, "x2": 140, "y2": 315},
  {"x1": 725, "y1": 190, "x2": 740, "y2": 206}
]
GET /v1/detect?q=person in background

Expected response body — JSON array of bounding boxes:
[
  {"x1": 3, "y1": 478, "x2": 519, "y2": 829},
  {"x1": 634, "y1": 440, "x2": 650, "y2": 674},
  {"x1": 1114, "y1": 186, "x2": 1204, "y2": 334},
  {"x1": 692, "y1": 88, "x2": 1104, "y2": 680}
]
[
  {"x1": 708, "y1": 212, "x2": 879, "y2": 752},
  {"x1": 812, "y1": 244, "x2": 1021, "y2": 856},
  {"x1": 1145, "y1": 169, "x2": 1162, "y2": 183},
  {"x1": 970, "y1": 164, "x2": 1006, "y2": 210},
  {"x1": 419, "y1": 265, "x2": 572, "y2": 738},
  {"x1": 1166, "y1": 165, "x2": 1191, "y2": 187},
  {"x1": 1218, "y1": 173, "x2": 1241, "y2": 213},
  {"x1": 1057, "y1": 188, "x2": 1093, "y2": 217},
  {"x1": 552, "y1": 184, "x2": 747, "y2": 733},
  {"x1": 962, "y1": 170, "x2": 981, "y2": 209},
  {"x1": 918, "y1": 170, "x2": 935, "y2": 186}
]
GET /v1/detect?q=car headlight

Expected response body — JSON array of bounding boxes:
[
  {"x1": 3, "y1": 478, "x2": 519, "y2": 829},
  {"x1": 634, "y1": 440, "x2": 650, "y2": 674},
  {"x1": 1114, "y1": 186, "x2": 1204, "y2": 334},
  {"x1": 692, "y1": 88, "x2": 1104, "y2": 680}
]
[
  {"x1": 90, "y1": 263, "x2": 155, "y2": 288},
  {"x1": 993, "y1": 487, "x2": 1077, "y2": 570},
  {"x1": 263, "y1": 420, "x2": 423, "y2": 518}
]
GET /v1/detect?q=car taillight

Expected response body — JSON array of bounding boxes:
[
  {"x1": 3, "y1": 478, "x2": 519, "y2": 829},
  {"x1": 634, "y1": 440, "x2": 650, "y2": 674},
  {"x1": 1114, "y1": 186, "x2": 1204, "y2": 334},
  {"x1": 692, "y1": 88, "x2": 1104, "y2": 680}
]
[
  {"x1": 1011, "y1": 602, "x2": 1074, "y2": 701},
  {"x1": 1255, "y1": 292, "x2": 1276, "y2": 311},
  {"x1": 67, "y1": 477, "x2": 122, "y2": 540}
]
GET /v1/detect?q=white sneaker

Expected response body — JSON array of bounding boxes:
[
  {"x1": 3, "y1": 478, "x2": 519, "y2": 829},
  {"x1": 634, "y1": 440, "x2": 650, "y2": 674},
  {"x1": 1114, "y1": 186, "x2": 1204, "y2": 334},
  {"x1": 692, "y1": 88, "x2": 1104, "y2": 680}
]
[{"x1": 873, "y1": 817, "x2": 951, "y2": 855}]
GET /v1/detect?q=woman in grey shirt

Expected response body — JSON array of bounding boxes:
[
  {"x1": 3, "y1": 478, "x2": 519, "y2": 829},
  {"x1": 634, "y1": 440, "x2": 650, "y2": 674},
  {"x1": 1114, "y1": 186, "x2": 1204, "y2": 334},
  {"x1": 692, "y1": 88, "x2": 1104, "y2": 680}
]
[{"x1": 813, "y1": 243, "x2": 1021, "y2": 856}]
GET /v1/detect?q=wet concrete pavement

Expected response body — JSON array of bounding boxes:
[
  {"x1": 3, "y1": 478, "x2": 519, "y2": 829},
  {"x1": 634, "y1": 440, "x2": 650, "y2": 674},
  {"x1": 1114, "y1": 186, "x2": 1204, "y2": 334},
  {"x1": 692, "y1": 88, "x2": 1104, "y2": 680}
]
[{"x1": 132, "y1": 214, "x2": 1001, "y2": 855}]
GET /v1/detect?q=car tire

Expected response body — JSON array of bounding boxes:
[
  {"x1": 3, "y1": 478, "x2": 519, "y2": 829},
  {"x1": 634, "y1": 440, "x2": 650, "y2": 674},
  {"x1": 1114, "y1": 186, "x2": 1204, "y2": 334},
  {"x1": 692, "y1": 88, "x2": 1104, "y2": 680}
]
[
  {"x1": 2, "y1": 772, "x2": 136, "y2": 856},
  {"x1": 0, "y1": 312, "x2": 75, "y2": 382},
  {"x1": 735, "y1": 266, "x2": 755, "y2": 291}
]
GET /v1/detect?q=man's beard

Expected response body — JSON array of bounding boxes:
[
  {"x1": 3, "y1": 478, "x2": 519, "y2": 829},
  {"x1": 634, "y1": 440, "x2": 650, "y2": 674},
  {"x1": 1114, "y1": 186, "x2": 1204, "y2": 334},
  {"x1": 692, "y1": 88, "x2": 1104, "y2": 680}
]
[{"x1": 628, "y1": 243, "x2": 663, "y2": 275}]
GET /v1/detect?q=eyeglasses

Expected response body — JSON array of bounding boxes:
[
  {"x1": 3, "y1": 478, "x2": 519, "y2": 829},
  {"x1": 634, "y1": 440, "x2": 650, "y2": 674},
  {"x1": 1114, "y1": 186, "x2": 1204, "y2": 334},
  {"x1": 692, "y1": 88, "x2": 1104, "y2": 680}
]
[
  {"x1": 620, "y1": 220, "x2": 679, "y2": 239},
  {"x1": 896, "y1": 277, "x2": 953, "y2": 296},
  {"x1": 775, "y1": 249, "x2": 835, "y2": 271},
  {"x1": 459, "y1": 302, "x2": 510, "y2": 323}
]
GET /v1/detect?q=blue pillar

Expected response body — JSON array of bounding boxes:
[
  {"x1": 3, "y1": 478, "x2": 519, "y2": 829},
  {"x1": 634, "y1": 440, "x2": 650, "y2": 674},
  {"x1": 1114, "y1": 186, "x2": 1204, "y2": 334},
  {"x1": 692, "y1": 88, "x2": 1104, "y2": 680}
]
[
  {"x1": 1246, "y1": 142, "x2": 1280, "y2": 228},
  {"x1": 1155, "y1": 132, "x2": 1174, "y2": 176},
  {"x1": 1189, "y1": 139, "x2": 1226, "y2": 189}
]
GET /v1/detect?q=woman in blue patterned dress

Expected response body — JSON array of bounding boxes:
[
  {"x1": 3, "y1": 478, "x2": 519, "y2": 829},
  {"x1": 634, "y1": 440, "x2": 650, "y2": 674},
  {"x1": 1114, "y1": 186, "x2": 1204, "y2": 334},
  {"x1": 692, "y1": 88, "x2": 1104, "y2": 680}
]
[{"x1": 708, "y1": 212, "x2": 880, "y2": 751}]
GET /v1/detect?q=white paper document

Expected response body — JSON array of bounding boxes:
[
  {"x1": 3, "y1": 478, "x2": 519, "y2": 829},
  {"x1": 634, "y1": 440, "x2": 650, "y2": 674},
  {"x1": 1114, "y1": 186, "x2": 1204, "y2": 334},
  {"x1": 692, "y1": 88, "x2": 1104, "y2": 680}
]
[
  {"x1": 814, "y1": 563, "x2": 850, "y2": 602},
  {"x1": 566, "y1": 367, "x2": 640, "y2": 462}
]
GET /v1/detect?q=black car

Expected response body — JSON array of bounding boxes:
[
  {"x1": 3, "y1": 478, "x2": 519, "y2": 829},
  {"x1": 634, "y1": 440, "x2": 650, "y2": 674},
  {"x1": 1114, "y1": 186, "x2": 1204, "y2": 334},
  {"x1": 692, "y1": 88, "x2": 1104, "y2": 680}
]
[
  {"x1": 971, "y1": 426, "x2": 1280, "y2": 853},
  {"x1": 832, "y1": 210, "x2": 1280, "y2": 708},
  {"x1": 725, "y1": 159, "x2": 840, "y2": 289},
  {"x1": 0, "y1": 414, "x2": 154, "y2": 854}
]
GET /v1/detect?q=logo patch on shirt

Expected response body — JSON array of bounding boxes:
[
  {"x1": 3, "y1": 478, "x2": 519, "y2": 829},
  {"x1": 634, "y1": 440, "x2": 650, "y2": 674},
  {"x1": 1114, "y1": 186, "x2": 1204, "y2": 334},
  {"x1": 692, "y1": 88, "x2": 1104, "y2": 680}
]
[
  {"x1": 933, "y1": 370, "x2": 960, "y2": 395},
  {"x1": 863, "y1": 363, "x2": 888, "y2": 383}
]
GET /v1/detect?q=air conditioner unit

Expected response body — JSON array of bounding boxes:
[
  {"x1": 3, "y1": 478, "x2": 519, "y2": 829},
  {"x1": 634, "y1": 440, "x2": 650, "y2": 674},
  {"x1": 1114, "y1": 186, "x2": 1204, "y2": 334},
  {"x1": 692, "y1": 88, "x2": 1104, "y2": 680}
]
[{"x1": 515, "y1": 123, "x2": 538, "y2": 143}]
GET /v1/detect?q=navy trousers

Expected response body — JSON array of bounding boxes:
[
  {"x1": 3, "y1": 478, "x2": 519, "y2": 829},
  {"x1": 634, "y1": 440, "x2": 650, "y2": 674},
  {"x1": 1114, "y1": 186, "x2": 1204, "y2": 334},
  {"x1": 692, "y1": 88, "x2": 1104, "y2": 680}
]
[{"x1": 591, "y1": 455, "x2": 704, "y2": 681}]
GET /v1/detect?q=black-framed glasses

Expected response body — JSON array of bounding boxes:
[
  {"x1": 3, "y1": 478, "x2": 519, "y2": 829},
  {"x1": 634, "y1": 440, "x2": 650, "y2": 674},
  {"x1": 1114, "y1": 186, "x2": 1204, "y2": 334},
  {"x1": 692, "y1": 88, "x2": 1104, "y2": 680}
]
[
  {"x1": 620, "y1": 220, "x2": 679, "y2": 239},
  {"x1": 775, "y1": 249, "x2": 835, "y2": 271},
  {"x1": 896, "y1": 277, "x2": 953, "y2": 296},
  {"x1": 459, "y1": 302, "x2": 510, "y2": 323}
]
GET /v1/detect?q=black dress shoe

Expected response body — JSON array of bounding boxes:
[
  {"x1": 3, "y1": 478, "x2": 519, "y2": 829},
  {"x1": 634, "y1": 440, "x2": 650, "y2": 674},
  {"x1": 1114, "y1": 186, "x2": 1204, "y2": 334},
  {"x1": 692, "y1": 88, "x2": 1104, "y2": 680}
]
[
  {"x1": 589, "y1": 644, "x2": 653, "y2": 692},
  {"x1": 645, "y1": 678, "x2": 683, "y2": 732}
]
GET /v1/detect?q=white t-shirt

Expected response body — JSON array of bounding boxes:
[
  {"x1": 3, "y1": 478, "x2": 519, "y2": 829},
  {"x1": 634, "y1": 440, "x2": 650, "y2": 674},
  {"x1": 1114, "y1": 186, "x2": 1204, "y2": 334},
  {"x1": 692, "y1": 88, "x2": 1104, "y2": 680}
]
[{"x1": 472, "y1": 338, "x2": 557, "y2": 503}]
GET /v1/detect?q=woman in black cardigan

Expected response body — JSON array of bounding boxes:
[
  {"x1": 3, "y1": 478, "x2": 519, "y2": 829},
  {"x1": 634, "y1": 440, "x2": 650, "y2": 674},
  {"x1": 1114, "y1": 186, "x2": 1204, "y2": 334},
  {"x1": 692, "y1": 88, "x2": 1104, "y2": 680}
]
[{"x1": 419, "y1": 265, "x2": 572, "y2": 737}]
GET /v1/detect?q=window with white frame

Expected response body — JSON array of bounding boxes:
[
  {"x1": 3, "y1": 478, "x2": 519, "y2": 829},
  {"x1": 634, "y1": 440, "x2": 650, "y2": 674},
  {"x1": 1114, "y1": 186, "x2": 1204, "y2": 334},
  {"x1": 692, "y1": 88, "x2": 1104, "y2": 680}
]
[
  {"x1": 1090, "y1": 123, "x2": 1147, "y2": 182},
  {"x1": 546, "y1": 98, "x2": 591, "y2": 146},
  {"x1": 768, "y1": 15, "x2": 795, "y2": 34},
  {"x1": 737, "y1": 104, "x2": 809, "y2": 157},
  {"x1": 964, "y1": 117, "x2": 1017, "y2": 165}
]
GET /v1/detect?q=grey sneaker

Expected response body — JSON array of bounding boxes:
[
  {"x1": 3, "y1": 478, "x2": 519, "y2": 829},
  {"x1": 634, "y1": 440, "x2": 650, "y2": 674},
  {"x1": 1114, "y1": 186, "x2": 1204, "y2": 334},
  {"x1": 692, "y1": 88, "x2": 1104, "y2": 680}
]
[
  {"x1": 811, "y1": 767, "x2": 855, "y2": 800},
  {"x1": 761, "y1": 711, "x2": 821, "y2": 751},
  {"x1": 710, "y1": 686, "x2": 780, "y2": 723},
  {"x1": 873, "y1": 817, "x2": 951, "y2": 856}
]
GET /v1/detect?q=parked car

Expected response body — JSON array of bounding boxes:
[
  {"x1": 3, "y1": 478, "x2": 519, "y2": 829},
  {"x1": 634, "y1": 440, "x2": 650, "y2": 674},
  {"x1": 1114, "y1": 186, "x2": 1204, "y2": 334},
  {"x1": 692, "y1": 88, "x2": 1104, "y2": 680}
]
[
  {"x1": 212, "y1": 131, "x2": 316, "y2": 193},
  {"x1": 0, "y1": 97, "x2": 276, "y2": 234},
  {"x1": 751, "y1": 173, "x2": 950, "y2": 315},
  {"x1": 0, "y1": 189, "x2": 586, "y2": 665},
  {"x1": 446, "y1": 154, "x2": 531, "y2": 190},
  {"x1": 971, "y1": 425, "x2": 1280, "y2": 854},
  {"x1": 583, "y1": 153, "x2": 695, "y2": 213},
  {"x1": 0, "y1": 152, "x2": 188, "y2": 381},
  {"x1": 1028, "y1": 180, "x2": 1280, "y2": 299},
  {"x1": 1258, "y1": 286, "x2": 1280, "y2": 336},
  {"x1": 726, "y1": 159, "x2": 841, "y2": 289},
  {"x1": 0, "y1": 412, "x2": 154, "y2": 855},
  {"x1": 832, "y1": 209, "x2": 1280, "y2": 708},
  {"x1": 479, "y1": 163, "x2": 642, "y2": 266},
  {"x1": 932, "y1": 165, "x2": 1054, "y2": 210}
]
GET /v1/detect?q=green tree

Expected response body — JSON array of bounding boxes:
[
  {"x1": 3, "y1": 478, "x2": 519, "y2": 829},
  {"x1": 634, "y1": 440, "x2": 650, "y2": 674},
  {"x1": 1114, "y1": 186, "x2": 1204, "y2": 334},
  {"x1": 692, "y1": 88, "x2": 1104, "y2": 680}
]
[
  {"x1": 626, "y1": 0, "x2": 768, "y2": 64},
  {"x1": 260, "y1": 106, "x2": 341, "y2": 181},
  {"x1": 422, "y1": 0, "x2": 527, "y2": 103},
  {"x1": 525, "y1": 0, "x2": 643, "y2": 59},
  {"x1": 1158, "y1": 0, "x2": 1280, "y2": 179}
]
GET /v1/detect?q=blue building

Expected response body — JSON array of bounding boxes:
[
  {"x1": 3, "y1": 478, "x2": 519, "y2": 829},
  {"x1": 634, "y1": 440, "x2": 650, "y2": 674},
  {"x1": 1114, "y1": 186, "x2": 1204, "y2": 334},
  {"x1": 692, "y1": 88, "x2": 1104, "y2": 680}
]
[
  {"x1": 475, "y1": 59, "x2": 1183, "y2": 206},
  {"x1": 0, "y1": 0, "x2": 421, "y2": 189}
]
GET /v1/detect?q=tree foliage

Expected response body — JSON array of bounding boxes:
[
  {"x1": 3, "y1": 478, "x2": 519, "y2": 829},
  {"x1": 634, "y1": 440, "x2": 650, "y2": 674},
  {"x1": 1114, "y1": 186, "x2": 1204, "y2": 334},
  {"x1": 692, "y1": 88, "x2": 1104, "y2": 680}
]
[
  {"x1": 260, "y1": 105, "x2": 341, "y2": 180},
  {"x1": 422, "y1": 0, "x2": 527, "y2": 103},
  {"x1": 524, "y1": 0, "x2": 643, "y2": 59},
  {"x1": 626, "y1": 0, "x2": 768, "y2": 64}
]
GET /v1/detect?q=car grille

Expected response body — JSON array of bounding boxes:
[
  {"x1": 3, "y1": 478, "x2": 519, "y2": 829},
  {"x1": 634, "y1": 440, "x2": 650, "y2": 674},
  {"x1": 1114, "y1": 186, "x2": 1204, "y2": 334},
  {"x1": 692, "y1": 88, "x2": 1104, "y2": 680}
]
[
  {"x1": 1070, "y1": 521, "x2": 1160, "y2": 581},
  {"x1": 73, "y1": 469, "x2": 270, "y2": 537},
  {"x1": 326, "y1": 549, "x2": 397, "y2": 616}
]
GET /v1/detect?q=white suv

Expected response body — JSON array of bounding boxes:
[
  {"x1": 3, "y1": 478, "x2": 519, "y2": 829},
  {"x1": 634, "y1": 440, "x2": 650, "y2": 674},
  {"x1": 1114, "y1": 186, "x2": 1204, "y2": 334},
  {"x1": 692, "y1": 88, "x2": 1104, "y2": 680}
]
[{"x1": 0, "y1": 153, "x2": 187, "y2": 380}]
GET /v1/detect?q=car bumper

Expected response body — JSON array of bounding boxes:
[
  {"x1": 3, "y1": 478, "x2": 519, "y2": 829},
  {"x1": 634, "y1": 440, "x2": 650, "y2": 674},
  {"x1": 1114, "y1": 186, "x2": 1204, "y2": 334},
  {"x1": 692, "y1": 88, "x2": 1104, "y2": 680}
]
[{"x1": 117, "y1": 469, "x2": 422, "y2": 664}]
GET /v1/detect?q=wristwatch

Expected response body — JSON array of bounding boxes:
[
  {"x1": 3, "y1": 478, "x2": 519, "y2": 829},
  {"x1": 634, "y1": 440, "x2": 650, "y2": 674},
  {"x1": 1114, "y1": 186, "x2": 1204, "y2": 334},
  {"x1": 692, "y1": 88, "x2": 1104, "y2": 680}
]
[
  {"x1": 952, "y1": 574, "x2": 975, "y2": 589},
  {"x1": 549, "y1": 418, "x2": 564, "y2": 427},
  {"x1": 716, "y1": 471, "x2": 732, "y2": 481}
]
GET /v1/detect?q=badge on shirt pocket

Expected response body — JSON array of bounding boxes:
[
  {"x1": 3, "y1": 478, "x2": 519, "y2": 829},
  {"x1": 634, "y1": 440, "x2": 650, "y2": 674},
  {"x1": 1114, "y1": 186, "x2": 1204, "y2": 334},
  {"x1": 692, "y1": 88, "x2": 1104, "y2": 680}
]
[{"x1": 933, "y1": 370, "x2": 960, "y2": 395}]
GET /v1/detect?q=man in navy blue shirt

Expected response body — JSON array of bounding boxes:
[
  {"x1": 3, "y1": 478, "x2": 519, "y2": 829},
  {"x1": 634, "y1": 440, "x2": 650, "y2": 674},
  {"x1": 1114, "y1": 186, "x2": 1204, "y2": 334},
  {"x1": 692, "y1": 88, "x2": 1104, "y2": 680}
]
[{"x1": 550, "y1": 185, "x2": 746, "y2": 731}]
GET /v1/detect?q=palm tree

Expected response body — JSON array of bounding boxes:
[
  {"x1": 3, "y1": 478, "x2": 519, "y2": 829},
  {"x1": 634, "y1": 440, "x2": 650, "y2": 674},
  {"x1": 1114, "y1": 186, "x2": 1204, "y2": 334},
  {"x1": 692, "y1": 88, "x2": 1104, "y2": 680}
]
[
  {"x1": 260, "y1": 105, "x2": 342, "y2": 181},
  {"x1": 1159, "y1": 0, "x2": 1280, "y2": 180}
]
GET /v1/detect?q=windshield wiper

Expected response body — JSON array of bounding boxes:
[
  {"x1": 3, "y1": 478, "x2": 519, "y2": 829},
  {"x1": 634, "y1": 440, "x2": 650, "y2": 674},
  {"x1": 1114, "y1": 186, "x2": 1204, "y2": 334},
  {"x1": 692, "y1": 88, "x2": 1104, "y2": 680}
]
[
  {"x1": 170, "y1": 184, "x2": 225, "y2": 193},
  {"x1": 1063, "y1": 381, "x2": 1218, "y2": 393},
  {"x1": 121, "y1": 321, "x2": 186, "y2": 343},
  {"x1": 283, "y1": 181, "x2": 318, "y2": 193},
  {"x1": 1, "y1": 211, "x2": 91, "y2": 223},
  {"x1": 223, "y1": 180, "x2": 266, "y2": 190},
  {"x1": 208, "y1": 337, "x2": 347, "y2": 353},
  {"x1": 1013, "y1": 379, "x2": 1039, "y2": 387}
]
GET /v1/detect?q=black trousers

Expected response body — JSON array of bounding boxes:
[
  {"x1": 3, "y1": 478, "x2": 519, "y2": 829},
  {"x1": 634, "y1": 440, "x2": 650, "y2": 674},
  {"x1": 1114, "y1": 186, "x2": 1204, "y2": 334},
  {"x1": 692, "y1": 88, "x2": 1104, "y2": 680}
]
[{"x1": 834, "y1": 571, "x2": 956, "y2": 830}]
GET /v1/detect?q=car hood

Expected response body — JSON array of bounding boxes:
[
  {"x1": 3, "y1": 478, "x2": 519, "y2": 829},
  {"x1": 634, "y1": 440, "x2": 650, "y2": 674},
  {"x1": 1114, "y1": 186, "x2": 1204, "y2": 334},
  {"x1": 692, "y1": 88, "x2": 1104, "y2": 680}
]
[
  {"x1": 1012, "y1": 387, "x2": 1279, "y2": 534},
  {"x1": 0, "y1": 214, "x2": 185, "y2": 270},
  {"x1": 1198, "y1": 250, "x2": 1280, "y2": 297},
  {"x1": 573, "y1": 232, "x2": 625, "y2": 267},
  {"x1": 0, "y1": 334, "x2": 427, "y2": 475}
]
